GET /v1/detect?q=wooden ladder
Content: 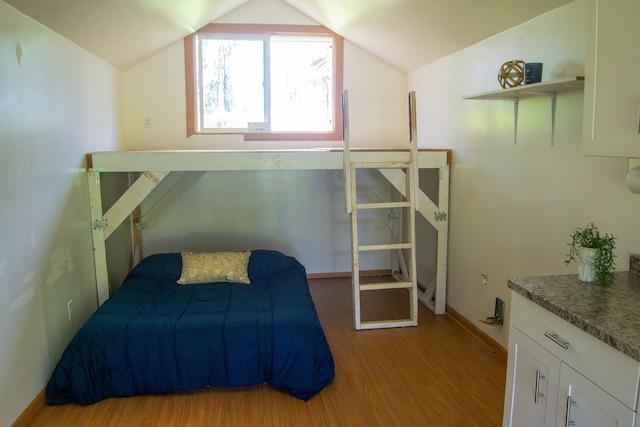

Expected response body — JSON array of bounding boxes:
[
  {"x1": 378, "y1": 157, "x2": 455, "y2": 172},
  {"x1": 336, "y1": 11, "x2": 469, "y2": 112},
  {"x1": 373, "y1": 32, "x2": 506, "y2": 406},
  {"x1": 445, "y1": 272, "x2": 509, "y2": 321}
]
[{"x1": 342, "y1": 91, "x2": 419, "y2": 330}]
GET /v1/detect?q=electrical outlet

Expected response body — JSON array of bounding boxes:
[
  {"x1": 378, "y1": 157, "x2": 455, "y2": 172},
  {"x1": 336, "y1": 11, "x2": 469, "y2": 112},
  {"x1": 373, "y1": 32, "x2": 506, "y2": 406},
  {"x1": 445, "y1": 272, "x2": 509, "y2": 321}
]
[
  {"x1": 494, "y1": 297, "x2": 505, "y2": 324},
  {"x1": 481, "y1": 273, "x2": 488, "y2": 286},
  {"x1": 143, "y1": 117, "x2": 152, "y2": 128},
  {"x1": 481, "y1": 297, "x2": 505, "y2": 326},
  {"x1": 67, "y1": 300, "x2": 73, "y2": 320}
]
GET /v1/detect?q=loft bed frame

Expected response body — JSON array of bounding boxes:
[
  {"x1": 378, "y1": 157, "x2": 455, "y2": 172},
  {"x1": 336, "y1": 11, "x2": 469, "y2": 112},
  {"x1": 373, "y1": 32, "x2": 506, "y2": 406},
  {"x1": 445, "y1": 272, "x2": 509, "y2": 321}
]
[
  {"x1": 88, "y1": 84, "x2": 448, "y2": 326},
  {"x1": 86, "y1": 147, "x2": 450, "y2": 316}
]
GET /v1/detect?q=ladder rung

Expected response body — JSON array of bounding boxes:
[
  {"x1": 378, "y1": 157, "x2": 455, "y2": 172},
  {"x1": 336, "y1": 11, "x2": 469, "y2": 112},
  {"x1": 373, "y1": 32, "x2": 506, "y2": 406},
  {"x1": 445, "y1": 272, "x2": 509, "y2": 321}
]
[
  {"x1": 360, "y1": 281, "x2": 414, "y2": 291},
  {"x1": 359, "y1": 319, "x2": 418, "y2": 330},
  {"x1": 358, "y1": 242, "x2": 413, "y2": 251},
  {"x1": 352, "y1": 162, "x2": 410, "y2": 169},
  {"x1": 355, "y1": 201, "x2": 411, "y2": 209}
]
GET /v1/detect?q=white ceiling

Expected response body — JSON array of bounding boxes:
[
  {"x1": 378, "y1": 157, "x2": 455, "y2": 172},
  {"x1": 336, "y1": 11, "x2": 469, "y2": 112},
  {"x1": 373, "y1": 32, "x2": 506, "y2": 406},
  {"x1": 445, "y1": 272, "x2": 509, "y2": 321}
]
[{"x1": 6, "y1": 0, "x2": 573, "y2": 73}]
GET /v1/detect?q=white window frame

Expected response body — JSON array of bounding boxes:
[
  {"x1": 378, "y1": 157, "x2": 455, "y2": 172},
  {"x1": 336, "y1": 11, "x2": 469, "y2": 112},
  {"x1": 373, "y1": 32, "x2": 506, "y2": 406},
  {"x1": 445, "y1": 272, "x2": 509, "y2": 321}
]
[{"x1": 185, "y1": 24, "x2": 344, "y2": 141}]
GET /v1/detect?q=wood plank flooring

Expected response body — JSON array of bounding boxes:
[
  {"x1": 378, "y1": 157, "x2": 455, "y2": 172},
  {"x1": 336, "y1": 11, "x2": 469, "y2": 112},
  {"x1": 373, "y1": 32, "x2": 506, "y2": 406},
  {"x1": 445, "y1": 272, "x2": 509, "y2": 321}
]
[{"x1": 25, "y1": 277, "x2": 506, "y2": 427}]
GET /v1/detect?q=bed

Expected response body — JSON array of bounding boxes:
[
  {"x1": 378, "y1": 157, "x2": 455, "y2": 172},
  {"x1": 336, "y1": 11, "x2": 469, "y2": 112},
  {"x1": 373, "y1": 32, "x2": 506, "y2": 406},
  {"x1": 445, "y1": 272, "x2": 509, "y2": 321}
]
[{"x1": 45, "y1": 249, "x2": 335, "y2": 405}]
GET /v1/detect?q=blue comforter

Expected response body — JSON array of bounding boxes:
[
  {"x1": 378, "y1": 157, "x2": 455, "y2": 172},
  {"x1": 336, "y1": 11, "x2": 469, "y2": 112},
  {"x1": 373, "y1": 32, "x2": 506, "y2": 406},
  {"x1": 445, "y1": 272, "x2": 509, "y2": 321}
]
[{"x1": 46, "y1": 250, "x2": 334, "y2": 405}]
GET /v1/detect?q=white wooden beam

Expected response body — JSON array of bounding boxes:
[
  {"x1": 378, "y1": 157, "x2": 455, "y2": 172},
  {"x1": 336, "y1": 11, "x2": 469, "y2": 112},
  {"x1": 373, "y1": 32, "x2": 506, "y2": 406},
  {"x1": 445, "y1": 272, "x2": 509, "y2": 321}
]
[
  {"x1": 141, "y1": 171, "x2": 206, "y2": 233},
  {"x1": 87, "y1": 150, "x2": 449, "y2": 173},
  {"x1": 377, "y1": 168, "x2": 439, "y2": 227},
  {"x1": 87, "y1": 171, "x2": 109, "y2": 306},
  {"x1": 103, "y1": 171, "x2": 170, "y2": 239},
  {"x1": 342, "y1": 91, "x2": 352, "y2": 214},
  {"x1": 433, "y1": 164, "x2": 449, "y2": 315}
]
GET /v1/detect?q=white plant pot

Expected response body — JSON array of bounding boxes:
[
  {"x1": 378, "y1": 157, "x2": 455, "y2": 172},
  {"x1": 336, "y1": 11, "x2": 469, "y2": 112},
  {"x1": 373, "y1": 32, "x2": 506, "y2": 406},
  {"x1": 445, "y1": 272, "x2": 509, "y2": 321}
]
[{"x1": 578, "y1": 247, "x2": 598, "y2": 283}]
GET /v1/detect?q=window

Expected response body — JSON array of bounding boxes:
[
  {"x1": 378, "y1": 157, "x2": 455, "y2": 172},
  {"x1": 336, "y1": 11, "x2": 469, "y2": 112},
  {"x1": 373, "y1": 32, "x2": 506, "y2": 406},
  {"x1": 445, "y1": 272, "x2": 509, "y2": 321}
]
[{"x1": 185, "y1": 24, "x2": 343, "y2": 140}]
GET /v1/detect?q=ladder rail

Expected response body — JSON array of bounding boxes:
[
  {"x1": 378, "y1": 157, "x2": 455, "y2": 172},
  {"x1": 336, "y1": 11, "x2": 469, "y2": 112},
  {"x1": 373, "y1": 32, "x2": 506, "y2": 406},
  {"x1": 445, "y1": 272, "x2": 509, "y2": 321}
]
[
  {"x1": 409, "y1": 91, "x2": 419, "y2": 212},
  {"x1": 406, "y1": 91, "x2": 419, "y2": 323},
  {"x1": 349, "y1": 155, "x2": 362, "y2": 330},
  {"x1": 342, "y1": 91, "x2": 352, "y2": 215}
]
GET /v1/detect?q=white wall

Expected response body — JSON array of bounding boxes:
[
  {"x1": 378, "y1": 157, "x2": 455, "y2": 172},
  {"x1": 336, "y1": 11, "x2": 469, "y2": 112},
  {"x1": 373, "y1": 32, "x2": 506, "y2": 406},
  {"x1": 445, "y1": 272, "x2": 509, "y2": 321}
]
[
  {"x1": 122, "y1": 0, "x2": 411, "y2": 274},
  {"x1": 409, "y1": 0, "x2": 640, "y2": 347},
  {"x1": 0, "y1": 2, "x2": 122, "y2": 424}
]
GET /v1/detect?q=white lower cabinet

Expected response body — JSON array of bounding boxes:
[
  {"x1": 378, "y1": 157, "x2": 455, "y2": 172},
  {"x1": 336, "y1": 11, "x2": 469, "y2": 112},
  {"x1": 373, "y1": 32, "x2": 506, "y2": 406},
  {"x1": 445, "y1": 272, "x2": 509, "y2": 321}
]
[
  {"x1": 557, "y1": 363, "x2": 635, "y2": 427},
  {"x1": 504, "y1": 293, "x2": 640, "y2": 427},
  {"x1": 504, "y1": 327, "x2": 560, "y2": 426}
]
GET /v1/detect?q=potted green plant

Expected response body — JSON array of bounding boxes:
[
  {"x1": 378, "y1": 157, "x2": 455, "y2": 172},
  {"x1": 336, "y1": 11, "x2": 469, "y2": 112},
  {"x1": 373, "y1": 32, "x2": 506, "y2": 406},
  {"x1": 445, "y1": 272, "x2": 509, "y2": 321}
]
[{"x1": 565, "y1": 223, "x2": 616, "y2": 285}]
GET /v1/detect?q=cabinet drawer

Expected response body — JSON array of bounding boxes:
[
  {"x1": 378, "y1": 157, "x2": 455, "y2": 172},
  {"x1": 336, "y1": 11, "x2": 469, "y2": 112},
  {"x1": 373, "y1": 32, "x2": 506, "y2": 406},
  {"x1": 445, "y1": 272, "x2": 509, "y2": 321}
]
[{"x1": 510, "y1": 292, "x2": 640, "y2": 410}]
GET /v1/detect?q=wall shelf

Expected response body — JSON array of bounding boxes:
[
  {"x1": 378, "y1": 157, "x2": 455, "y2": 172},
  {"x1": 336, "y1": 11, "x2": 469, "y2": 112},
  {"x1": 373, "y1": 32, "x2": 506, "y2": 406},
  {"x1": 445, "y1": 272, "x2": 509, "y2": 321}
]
[{"x1": 464, "y1": 76, "x2": 585, "y2": 144}]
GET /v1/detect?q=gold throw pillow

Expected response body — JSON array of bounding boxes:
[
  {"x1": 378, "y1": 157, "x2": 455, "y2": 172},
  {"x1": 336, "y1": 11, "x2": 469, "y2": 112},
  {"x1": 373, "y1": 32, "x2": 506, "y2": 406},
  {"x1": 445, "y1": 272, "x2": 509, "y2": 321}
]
[{"x1": 177, "y1": 251, "x2": 251, "y2": 284}]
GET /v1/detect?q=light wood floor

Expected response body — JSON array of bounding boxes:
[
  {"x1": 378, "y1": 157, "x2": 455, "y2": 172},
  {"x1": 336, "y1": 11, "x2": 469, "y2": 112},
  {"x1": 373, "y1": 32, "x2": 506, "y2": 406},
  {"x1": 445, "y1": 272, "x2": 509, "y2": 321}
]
[{"x1": 26, "y1": 277, "x2": 506, "y2": 427}]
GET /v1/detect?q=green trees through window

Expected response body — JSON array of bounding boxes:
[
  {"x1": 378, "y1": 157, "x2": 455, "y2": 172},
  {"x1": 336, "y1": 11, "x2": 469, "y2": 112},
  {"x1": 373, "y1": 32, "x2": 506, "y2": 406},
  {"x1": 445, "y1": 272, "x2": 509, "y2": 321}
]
[{"x1": 186, "y1": 24, "x2": 343, "y2": 140}]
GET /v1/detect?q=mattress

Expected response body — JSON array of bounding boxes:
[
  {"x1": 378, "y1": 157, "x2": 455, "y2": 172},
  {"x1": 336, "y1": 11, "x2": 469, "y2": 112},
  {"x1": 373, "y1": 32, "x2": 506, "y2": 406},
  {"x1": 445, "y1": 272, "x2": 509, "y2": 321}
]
[{"x1": 46, "y1": 250, "x2": 334, "y2": 405}]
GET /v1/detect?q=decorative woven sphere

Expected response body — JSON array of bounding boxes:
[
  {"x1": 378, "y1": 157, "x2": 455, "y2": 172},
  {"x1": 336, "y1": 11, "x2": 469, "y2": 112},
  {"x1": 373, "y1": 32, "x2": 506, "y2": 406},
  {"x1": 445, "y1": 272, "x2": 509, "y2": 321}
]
[{"x1": 497, "y1": 60, "x2": 525, "y2": 88}]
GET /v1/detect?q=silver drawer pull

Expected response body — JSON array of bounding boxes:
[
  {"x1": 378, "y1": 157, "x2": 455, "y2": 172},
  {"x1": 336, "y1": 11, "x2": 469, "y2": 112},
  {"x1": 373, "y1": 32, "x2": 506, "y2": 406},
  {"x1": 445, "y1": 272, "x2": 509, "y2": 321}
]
[
  {"x1": 535, "y1": 370, "x2": 546, "y2": 404},
  {"x1": 544, "y1": 332, "x2": 570, "y2": 349},
  {"x1": 565, "y1": 395, "x2": 577, "y2": 427}
]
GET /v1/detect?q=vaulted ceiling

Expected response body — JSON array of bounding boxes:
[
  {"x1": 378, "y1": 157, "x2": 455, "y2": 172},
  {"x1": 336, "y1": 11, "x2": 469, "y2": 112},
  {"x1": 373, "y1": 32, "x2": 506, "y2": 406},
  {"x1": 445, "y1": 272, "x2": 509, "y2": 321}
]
[{"x1": 6, "y1": 0, "x2": 573, "y2": 73}]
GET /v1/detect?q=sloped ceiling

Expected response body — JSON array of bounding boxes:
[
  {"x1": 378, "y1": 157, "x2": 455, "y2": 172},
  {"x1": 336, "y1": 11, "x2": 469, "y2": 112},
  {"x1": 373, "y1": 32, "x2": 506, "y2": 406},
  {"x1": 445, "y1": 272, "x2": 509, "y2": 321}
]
[{"x1": 6, "y1": 0, "x2": 573, "y2": 73}]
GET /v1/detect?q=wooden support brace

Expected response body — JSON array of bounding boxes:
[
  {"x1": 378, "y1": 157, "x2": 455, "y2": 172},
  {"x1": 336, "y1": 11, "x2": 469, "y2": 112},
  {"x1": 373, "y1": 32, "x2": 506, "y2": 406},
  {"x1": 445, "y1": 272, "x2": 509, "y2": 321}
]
[
  {"x1": 377, "y1": 168, "x2": 439, "y2": 227},
  {"x1": 141, "y1": 171, "x2": 206, "y2": 234},
  {"x1": 103, "y1": 171, "x2": 170, "y2": 239}
]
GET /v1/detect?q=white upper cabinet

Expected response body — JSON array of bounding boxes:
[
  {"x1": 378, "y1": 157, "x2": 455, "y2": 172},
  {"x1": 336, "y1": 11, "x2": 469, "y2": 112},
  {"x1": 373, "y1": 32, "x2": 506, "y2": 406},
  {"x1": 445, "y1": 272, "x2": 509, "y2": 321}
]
[{"x1": 582, "y1": 0, "x2": 640, "y2": 157}]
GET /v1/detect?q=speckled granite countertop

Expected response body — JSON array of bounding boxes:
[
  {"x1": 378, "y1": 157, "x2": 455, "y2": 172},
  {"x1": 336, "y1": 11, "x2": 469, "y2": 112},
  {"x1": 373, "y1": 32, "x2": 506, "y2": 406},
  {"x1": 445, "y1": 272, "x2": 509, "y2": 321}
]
[{"x1": 508, "y1": 254, "x2": 640, "y2": 362}]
